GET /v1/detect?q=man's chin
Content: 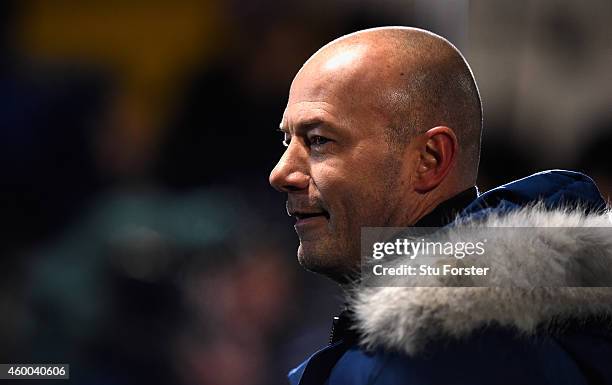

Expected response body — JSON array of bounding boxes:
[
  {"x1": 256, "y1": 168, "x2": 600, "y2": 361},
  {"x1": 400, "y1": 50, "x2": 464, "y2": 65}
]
[{"x1": 297, "y1": 243, "x2": 357, "y2": 283}]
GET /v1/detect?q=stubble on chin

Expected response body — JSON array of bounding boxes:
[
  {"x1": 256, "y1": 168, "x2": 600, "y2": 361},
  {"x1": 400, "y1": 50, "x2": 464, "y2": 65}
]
[{"x1": 296, "y1": 237, "x2": 360, "y2": 283}]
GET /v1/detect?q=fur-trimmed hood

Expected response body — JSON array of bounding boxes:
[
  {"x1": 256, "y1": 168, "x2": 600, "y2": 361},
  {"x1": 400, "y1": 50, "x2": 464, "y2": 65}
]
[{"x1": 351, "y1": 173, "x2": 612, "y2": 356}]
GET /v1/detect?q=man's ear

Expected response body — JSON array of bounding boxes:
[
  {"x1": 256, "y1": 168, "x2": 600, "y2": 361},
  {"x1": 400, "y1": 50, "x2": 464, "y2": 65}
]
[{"x1": 414, "y1": 126, "x2": 458, "y2": 192}]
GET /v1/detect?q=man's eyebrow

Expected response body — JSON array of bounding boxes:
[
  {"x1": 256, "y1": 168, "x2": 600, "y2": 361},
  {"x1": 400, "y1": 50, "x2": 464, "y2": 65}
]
[
  {"x1": 296, "y1": 119, "x2": 325, "y2": 132},
  {"x1": 278, "y1": 118, "x2": 339, "y2": 134},
  {"x1": 295, "y1": 118, "x2": 335, "y2": 134}
]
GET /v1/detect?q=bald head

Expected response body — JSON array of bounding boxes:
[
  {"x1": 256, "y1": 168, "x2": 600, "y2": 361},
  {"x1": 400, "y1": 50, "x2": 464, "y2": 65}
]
[{"x1": 294, "y1": 27, "x2": 482, "y2": 184}]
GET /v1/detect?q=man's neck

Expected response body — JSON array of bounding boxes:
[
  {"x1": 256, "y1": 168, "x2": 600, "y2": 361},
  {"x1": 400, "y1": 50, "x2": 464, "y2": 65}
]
[{"x1": 413, "y1": 186, "x2": 478, "y2": 227}]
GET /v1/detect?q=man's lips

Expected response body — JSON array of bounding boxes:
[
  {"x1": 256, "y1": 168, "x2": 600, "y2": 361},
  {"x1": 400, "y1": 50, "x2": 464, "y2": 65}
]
[
  {"x1": 289, "y1": 210, "x2": 330, "y2": 230},
  {"x1": 293, "y1": 213, "x2": 329, "y2": 230},
  {"x1": 286, "y1": 200, "x2": 330, "y2": 228},
  {"x1": 290, "y1": 211, "x2": 330, "y2": 220}
]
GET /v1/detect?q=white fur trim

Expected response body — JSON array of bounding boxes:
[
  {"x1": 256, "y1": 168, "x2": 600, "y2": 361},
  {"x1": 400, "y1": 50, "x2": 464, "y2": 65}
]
[{"x1": 351, "y1": 204, "x2": 612, "y2": 355}]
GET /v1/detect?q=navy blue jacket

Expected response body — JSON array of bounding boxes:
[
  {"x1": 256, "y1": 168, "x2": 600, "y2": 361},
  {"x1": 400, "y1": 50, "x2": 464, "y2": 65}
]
[{"x1": 289, "y1": 170, "x2": 612, "y2": 385}]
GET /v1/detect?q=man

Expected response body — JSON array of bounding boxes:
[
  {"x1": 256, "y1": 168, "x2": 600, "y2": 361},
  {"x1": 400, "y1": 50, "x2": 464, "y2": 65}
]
[{"x1": 270, "y1": 27, "x2": 612, "y2": 385}]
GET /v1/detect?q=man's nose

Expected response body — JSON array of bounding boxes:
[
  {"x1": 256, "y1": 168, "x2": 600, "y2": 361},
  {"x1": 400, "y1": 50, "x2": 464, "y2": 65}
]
[{"x1": 269, "y1": 143, "x2": 309, "y2": 192}]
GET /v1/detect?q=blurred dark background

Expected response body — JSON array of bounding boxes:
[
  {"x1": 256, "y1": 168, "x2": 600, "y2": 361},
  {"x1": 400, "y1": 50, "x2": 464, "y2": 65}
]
[{"x1": 1, "y1": 1, "x2": 611, "y2": 384}]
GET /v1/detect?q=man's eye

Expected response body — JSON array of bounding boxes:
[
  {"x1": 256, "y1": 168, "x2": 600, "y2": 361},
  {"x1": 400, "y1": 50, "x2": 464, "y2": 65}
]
[{"x1": 310, "y1": 135, "x2": 330, "y2": 146}]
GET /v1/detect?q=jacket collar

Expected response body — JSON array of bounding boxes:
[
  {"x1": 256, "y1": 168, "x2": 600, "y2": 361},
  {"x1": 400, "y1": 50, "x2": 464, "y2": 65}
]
[{"x1": 350, "y1": 204, "x2": 612, "y2": 355}]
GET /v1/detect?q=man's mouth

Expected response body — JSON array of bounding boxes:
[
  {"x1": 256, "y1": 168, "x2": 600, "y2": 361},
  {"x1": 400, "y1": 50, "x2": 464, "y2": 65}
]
[
  {"x1": 290, "y1": 210, "x2": 330, "y2": 228},
  {"x1": 292, "y1": 211, "x2": 330, "y2": 220},
  {"x1": 286, "y1": 199, "x2": 330, "y2": 229}
]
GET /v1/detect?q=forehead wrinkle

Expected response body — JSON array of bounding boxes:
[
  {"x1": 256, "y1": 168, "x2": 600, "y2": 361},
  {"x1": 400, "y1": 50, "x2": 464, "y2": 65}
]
[{"x1": 283, "y1": 102, "x2": 343, "y2": 133}]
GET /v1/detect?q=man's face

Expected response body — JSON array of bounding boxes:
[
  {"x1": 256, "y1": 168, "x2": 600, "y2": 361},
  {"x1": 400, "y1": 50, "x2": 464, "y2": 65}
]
[{"x1": 269, "y1": 47, "x2": 413, "y2": 280}]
